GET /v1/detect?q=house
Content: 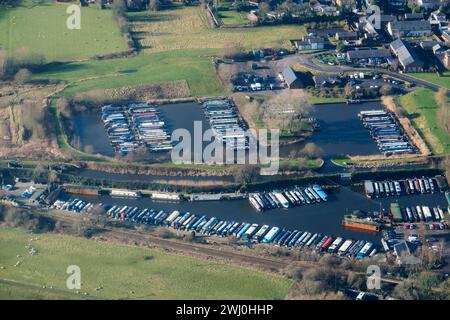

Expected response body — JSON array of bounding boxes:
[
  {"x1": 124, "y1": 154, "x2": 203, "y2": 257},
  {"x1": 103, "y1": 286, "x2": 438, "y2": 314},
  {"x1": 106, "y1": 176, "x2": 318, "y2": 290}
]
[
  {"x1": 313, "y1": 74, "x2": 343, "y2": 88},
  {"x1": 442, "y1": 30, "x2": 450, "y2": 44},
  {"x1": 357, "y1": 17, "x2": 379, "y2": 38},
  {"x1": 414, "y1": 0, "x2": 448, "y2": 10},
  {"x1": 335, "y1": 31, "x2": 358, "y2": 41},
  {"x1": 312, "y1": 4, "x2": 340, "y2": 16},
  {"x1": 333, "y1": 0, "x2": 352, "y2": 6},
  {"x1": 387, "y1": 20, "x2": 432, "y2": 38},
  {"x1": 346, "y1": 49, "x2": 392, "y2": 64},
  {"x1": 281, "y1": 67, "x2": 310, "y2": 89},
  {"x1": 403, "y1": 13, "x2": 425, "y2": 21},
  {"x1": 293, "y1": 36, "x2": 325, "y2": 51},
  {"x1": 433, "y1": 43, "x2": 444, "y2": 54},
  {"x1": 380, "y1": 15, "x2": 397, "y2": 26},
  {"x1": 430, "y1": 10, "x2": 447, "y2": 24},
  {"x1": 388, "y1": 0, "x2": 409, "y2": 11},
  {"x1": 443, "y1": 50, "x2": 450, "y2": 69},
  {"x1": 419, "y1": 40, "x2": 439, "y2": 51},
  {"x1": 393, "y1": 241, "x2": 421, "y2": 266},
  {"x1": 390, "y1": 39, "x2": 425, "y2": 72}
]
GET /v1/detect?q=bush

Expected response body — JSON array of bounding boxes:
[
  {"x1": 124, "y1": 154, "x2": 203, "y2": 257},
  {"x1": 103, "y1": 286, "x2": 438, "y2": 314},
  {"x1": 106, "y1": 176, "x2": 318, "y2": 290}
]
[
  {"x1": 0, "y1": 206, "x2": 55, "y2": 232},
  {"x1": 14, "y1": 68, "x2": 32, "y2": 84}
]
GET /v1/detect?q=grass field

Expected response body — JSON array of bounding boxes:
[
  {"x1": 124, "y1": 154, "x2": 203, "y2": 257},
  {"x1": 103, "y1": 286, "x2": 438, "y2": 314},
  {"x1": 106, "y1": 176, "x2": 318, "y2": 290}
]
[
  {"x1": 217, "y1": 10, "x2": 249, "y2": 25},
  {"x1": 0, "y1": 1, "x2": 127, "y2": 61},
  {"x1": 307, "y1": 95, "x2": 346, "y2": 104},
  {"x1": 34, "y1": 48, "x2": 225, "y2": 97},
  {"x1": 400, "y1": 88, "x2": 450, "y2": 154},
  {"x1": 409, "y1": 72, "x2": 450, "y2": 90},
  {"x1": 0, "y1": 228, "x2": 291, "y2": 300},
  {"x1": 129, "y1": 6, "x2": 305, "y2": 53}
]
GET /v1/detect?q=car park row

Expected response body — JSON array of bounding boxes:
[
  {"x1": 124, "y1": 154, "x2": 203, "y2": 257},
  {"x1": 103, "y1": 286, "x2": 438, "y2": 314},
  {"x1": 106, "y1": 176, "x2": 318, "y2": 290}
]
[
  {"x1": 102, "y1": 103, "x2": 172, "y2": 155},
  {"x1": 358, "y1": 110, "x2": 416, "y2": 156},
  {"x1": 51, "y1": 198, "x2": 378, "y2": 260},
  {"x1": 248, "y1": 185, "x2": 328, "y2": 212}
]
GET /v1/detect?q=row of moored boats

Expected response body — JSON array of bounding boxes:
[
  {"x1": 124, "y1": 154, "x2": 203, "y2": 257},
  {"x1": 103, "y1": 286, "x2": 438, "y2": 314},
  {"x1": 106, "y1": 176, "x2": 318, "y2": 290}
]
[
  {"x1": 364, "y1": 177, "x2": 440, "y2": 199},
  {"x1": 202, "y1": 99, "x2": 250, "y2": 150},
  {"x1": 358, "y1": 110, "x2": 416, "y2": 156},
  {"x1": 248, "y1": 185, "x2": 328, "y2": 212},
  {"x1": 102, "y1": 104, "x2": 172, "y2": 155},
  {"x1": 51, "y1": 197, "x2": 378, "y2": 260}
]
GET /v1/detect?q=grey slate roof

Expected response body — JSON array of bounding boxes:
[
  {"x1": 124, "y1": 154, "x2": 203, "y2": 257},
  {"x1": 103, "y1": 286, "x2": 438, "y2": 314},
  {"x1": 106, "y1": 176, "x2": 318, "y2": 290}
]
[
  {"x1": 347, "y1": 49, "x2": 391, "y2": 59},
  {"x1": 389, "y1": 20, "x2": 431, "y2": 32},
  {"x1": 390, "y1": 39, "x2": 424, "y2": 67},
  {"x1": 282, "y1": 67, "x2": 298, "y2": 86}
]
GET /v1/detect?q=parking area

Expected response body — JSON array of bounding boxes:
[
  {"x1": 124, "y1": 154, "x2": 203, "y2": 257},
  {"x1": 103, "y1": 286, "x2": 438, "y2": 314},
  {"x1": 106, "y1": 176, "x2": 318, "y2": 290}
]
[{"x1": 1, "y1": 182, "x2": 48, "y2": 206}]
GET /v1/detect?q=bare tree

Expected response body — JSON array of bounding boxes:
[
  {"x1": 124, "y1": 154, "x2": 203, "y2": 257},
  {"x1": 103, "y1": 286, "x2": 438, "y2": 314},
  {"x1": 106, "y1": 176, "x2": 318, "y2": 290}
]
[
  {"x1": 263, "y1": 90, "x2": 312, "y2": 134},
  {"x1": 0, "y1": 50, "x2": 8, "y2": 79},
  {"x1": 300, "y1": 142, "x2": 323, "y2": 159},
  {"x1": 232, "y1": 165, "x2": 260, "y2": 185},
  {"x1": 149, "y1": 0, "x2": 160, "y2": 11},
  {"x1": 222, "y1": 42, "x2": 245, "y2": 59}
]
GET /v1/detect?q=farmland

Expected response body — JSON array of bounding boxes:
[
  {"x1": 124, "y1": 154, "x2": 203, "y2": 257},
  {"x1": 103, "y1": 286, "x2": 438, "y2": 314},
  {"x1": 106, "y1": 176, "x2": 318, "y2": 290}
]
[
  {"x1": 0, "y1": 1, "x2": 127, "y2": 61},
  {"x1": 129, "y1": 5, "x2": 305, "y2": 52},
  {"x1": 399, "y1": 88, "x2": 450, "y2": 155},
  {"x1": 0, "y1": 228, "x2": 292, "y2": 300}
]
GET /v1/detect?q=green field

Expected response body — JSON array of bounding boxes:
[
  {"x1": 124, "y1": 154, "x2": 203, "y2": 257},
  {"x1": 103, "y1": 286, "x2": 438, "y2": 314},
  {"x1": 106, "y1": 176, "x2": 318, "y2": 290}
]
[
  {"x1": 0, "y1": 228, "x2": 291, "y2": 300},
  {"x1": 35, "y1": 49, "x2": 225, "y2": 97},
  {"x1": 217, "y1": 10, "x2": 249, "y2": 25},
  {"x1": 409, "y1": 72, "x2": 450, "y2": 90},
  {"x1": 400, "y1": 88, "x2": 450, "y2": 154},
  {"x1": 0, "y1": 1, "x2": 127, "y2": 61}
]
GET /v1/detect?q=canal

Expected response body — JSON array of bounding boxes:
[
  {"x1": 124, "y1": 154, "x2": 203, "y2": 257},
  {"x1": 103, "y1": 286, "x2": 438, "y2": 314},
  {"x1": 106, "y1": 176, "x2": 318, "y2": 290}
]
[{"x1": 61, "y1": 187, "x2": 448, "y2": 243}]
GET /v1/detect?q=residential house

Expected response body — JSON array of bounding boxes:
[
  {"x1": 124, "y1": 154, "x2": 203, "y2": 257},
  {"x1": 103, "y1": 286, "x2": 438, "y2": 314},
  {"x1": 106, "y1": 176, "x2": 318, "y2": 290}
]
[
  {"x1": 387, "y1": 20, "x2": 432, "y2": 38},
  {"x1": 403, "y1": 13, "x2": 425, "y2": 21},
  {"x1": 335, "y1": 31, "x2": 358, "y2": 41},
  {"x1": 443, "y1": 50, "x2": 450, "y2": 69},
  {"x1": 388, "y1": 0, "x2": 409, "y2": 12},
  {"x1": 293, "y1": 36, "x2": 325, "y2": 51},
  {"x1": 430, "y1": 10, "x2": 447, "y2": 24},
  {"x1": 393, "y1": 241, "x2": 420, "y2": 266},
  {"x1": 429, "y1": 10, "x2": 448, "y2": 30},
  {"x1": 333, "y1": 0, "x2": 352, "y2": 6},
  {"x1": 442, "y1": 30, "x2": 450, "y2": 44},
  {"x1": 346, "y1": 48, "x2": 392, "y2": 64},
  {"x1": 313, "y1": 75, "x2": 344, "y2": 88},
  {"x1": 380, "y1": 15, "x2": 397, "y2": 26},
  {"x1": 281, "y1": 67, "x2": 310, "y2": 89},
  {"x1": 432, "y1": 43, "x2": 444, "y2": 54},
  {"x1": 419, "y1": 40, "x2": 439, "y2": 51},
  {"x1": 414, "y1": 0, "x2": 448, "y2": 10},
  {"x1": 390, "y1": 39, "x2": 425, "y2": 72},
  {"x1": 312, "y1": 4, "x2": 339, "y2": 16}
]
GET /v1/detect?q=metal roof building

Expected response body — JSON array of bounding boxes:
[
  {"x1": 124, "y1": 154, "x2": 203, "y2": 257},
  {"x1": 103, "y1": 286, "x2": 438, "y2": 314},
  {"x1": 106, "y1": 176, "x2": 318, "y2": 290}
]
[{"x1": 390, "y1": 39, "x2": 424, "y2": 72}]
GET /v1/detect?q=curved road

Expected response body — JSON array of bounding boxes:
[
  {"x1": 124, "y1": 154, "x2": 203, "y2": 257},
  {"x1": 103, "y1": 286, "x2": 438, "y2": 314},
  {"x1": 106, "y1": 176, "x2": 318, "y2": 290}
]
[{"x1": 297, "y1": 51, "x2": 443, "y2": 92}]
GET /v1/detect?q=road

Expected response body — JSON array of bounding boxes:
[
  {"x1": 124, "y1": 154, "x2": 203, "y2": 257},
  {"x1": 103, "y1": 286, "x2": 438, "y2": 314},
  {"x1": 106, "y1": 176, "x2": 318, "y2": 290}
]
[{"x1": 296, "y1": 51, "x2": 443, "y2": 92}]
